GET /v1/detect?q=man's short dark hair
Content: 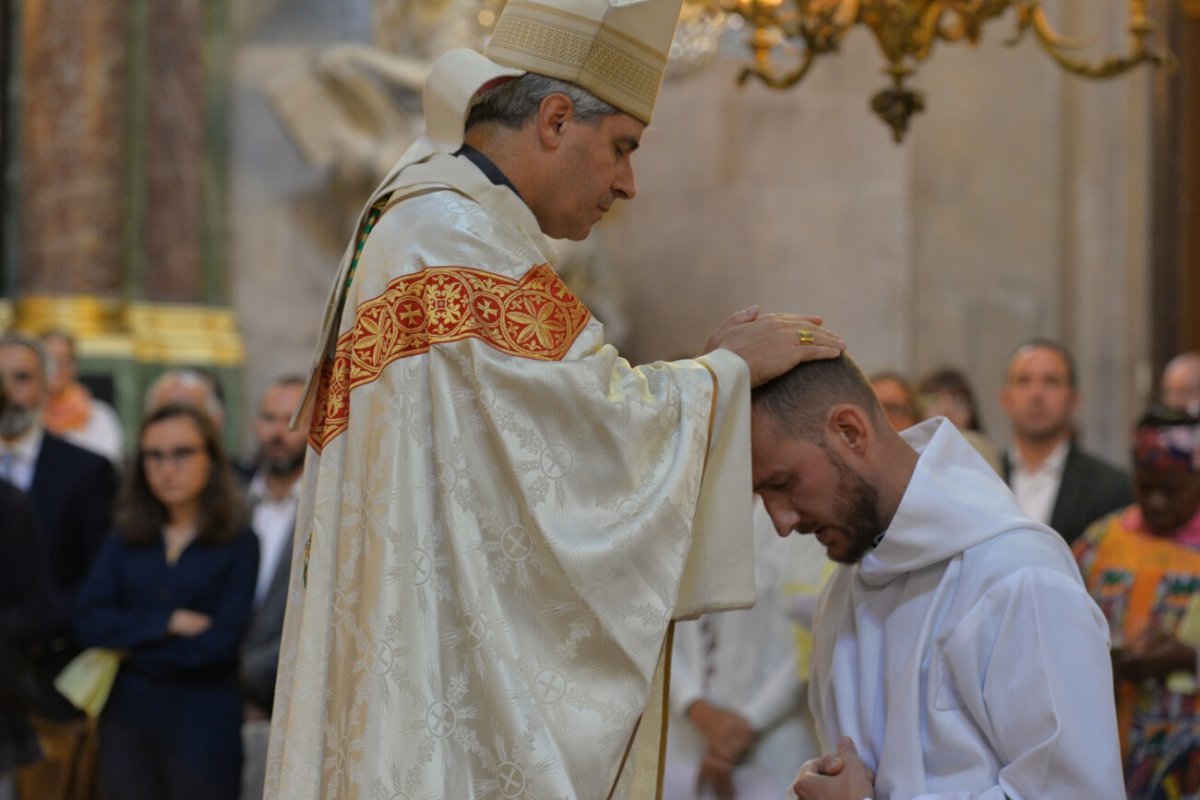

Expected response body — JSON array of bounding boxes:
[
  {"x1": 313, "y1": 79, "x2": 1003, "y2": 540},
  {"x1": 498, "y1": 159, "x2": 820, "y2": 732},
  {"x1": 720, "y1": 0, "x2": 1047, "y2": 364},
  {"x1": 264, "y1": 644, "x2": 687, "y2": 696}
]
[
  {"x1": 752, "y1": 354, "x2": 885, "y2": 440},
  {"x1": 465, "y1": 73, "x2": 619, "y2": 132},
  {"x1": 1007, "y1": 338, "x2": 1077, "y2": 389}
]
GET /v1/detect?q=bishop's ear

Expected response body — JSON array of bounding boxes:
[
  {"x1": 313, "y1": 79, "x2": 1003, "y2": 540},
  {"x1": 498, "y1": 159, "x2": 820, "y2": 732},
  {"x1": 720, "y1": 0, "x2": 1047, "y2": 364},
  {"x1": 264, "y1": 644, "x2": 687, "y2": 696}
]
[{"x1": 536, "y1": 93, "x2": 575, "y2": 148}]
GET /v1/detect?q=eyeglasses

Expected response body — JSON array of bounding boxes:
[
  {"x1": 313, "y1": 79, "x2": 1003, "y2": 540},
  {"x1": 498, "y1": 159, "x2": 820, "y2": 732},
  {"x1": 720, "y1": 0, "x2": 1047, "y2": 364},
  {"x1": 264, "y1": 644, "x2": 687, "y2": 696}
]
[{"x1": 142, "y1": 446, "x2": 204, "y2": 467}]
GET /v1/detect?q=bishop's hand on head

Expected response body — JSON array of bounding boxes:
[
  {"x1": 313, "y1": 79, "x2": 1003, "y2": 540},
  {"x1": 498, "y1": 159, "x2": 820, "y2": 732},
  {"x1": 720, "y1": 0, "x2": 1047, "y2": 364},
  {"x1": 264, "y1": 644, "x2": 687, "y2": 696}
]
[{"x1": 703, "y1": 306, "x2": 846, "y2": 387}]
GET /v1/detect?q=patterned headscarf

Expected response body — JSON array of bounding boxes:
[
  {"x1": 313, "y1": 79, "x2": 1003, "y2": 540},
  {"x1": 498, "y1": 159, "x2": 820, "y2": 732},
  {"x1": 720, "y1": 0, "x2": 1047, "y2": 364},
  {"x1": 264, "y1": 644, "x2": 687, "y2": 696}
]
[{"x1": 1133, "y1": 408, "x2": 1200, "y2": 474}]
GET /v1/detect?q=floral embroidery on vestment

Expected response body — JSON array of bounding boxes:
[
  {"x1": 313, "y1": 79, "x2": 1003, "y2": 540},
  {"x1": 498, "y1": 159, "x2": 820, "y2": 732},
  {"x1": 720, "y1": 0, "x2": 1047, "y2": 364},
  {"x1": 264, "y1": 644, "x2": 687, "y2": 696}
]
[{"x1": 308, "y1": 263, "x2": 590, "y2": 452}]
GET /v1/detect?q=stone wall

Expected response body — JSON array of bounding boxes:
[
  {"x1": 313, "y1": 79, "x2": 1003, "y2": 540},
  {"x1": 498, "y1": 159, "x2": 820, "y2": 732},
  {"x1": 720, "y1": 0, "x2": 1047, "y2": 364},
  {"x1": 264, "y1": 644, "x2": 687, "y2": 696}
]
[{"x1": 229, "y1": 0, "x2": 1153, "y2": 463}]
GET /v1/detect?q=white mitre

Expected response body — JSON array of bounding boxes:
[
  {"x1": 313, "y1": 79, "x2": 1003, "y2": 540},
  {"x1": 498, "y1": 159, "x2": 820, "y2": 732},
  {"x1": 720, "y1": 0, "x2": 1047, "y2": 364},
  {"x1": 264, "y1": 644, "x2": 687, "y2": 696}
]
[
  {"x1": 397, "y1": 0, "x2": 683, "y2": 171},
  {"x1": 485, "y1": 0, "x2": 684, "y2": 124}
]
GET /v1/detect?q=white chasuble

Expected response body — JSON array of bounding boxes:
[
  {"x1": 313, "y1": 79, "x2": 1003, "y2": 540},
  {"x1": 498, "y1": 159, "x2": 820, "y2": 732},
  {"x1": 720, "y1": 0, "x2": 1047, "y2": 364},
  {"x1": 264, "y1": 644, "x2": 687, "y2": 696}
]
[{"x1": 263, "y1": 150, "x2": 755, "y2": 800}]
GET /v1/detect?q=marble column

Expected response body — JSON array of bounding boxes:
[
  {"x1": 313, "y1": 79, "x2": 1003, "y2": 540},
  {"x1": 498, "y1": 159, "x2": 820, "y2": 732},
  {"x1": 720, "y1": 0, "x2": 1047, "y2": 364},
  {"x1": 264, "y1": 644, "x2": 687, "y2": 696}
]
[
  {"x1": 125, "y1": 0, "x2": 245, "y2": 446},
  {"x1": 16, "y1": 0, "x2": 126, "y2": 299},
  {"x1": 4, "y1": 0, "x2": 245, "y2": 450},
  {"x1": 8, "y1": 0, "x2": 135, "y2": 424}
]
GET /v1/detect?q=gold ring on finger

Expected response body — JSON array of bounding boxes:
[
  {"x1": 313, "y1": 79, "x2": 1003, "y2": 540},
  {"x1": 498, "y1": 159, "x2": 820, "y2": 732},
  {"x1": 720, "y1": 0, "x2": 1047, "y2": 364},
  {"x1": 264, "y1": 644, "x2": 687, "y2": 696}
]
[{"x1": 797, "y1": 329, "x2": 815, "y2": 346}]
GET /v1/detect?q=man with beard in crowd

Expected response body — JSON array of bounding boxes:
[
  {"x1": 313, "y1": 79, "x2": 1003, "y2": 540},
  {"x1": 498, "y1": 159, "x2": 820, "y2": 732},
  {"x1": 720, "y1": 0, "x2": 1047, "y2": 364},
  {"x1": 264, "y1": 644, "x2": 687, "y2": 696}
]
[
  {"x1": 239, "y1": 375, "x2": 309, "y2": 800},
  {"x1": 750, "y1": 354, "x2": 1123, "y2": 800}
]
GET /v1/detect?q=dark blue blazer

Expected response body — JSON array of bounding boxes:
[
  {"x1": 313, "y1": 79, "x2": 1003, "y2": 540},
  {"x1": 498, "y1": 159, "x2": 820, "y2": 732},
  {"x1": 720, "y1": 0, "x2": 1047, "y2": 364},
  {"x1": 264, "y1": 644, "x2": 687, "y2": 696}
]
[
  {"x1": 73, "y1": 527, "x2": 259, "y2": 684},
  {"x1": 26, "y1": 432, "x2": 118, "y2": 719},
  {"x1": 74, "y1": 528, "x2": 258, "y2": 800},
  {"x1": 29, "y1": 432, "x2": 119, "y2": 630},
  {"x1": 0, "y1": 479, "x2": 54, "y2": 767}
]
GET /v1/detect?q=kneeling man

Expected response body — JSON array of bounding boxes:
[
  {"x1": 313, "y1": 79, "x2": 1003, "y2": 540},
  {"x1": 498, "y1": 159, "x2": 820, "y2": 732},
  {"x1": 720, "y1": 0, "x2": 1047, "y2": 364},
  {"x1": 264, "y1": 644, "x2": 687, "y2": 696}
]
[{"x1": 750, "y1": 355, "x2": 1123, "y2": 800}]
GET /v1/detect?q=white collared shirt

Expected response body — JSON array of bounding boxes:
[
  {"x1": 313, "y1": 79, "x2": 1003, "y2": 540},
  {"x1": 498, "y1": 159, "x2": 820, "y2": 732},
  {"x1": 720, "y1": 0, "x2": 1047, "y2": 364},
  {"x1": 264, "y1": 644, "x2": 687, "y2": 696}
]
[
  {"x1": 1009, "y1": 439, "x2": 1070, "y2": 525},
  {"x1": 0, "y1": 425, "x2": 44, "y2": 493},
  {"x1": 248, "y1": 472, "x2": 301, "y2": 607}
]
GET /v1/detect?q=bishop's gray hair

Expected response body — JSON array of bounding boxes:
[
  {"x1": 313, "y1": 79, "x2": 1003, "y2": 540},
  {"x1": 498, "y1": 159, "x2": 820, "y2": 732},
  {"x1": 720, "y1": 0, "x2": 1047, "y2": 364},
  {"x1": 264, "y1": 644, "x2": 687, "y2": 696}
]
[
  {"x1": 465, "y1": 73, "x2": 619, "y2": 132},
  {"x1": 753, "y1": 354, "x2": 886, "y2": 442}
]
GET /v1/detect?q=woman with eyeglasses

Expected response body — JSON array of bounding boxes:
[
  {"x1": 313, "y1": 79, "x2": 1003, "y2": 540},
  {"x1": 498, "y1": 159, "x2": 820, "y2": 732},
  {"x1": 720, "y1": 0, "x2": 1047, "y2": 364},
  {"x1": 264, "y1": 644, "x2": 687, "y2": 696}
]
[{"x1": 74, "y1": 402, "x2": 257, "y2": 800}]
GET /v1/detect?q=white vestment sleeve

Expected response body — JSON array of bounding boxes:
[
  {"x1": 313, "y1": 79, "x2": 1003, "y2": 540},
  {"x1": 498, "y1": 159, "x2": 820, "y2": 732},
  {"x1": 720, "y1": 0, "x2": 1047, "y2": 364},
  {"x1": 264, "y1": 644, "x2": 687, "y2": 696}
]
[
  {"x1": 674, "y1": 348, "x2": 754, "y2": 619},
  {"x1": 932, "y1": 568, "x2": 1124, "y2": 800}
]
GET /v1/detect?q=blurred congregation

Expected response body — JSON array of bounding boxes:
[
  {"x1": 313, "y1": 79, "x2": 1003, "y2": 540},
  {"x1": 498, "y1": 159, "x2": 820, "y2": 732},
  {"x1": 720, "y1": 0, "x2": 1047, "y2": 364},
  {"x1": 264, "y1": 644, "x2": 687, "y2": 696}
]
[
  {"x1": 0, "y1": 334, "x2": 308, "y2": 800},
  {"x1": 3, "y1": 328, "x2": 1200, "y2": 799},
  {"x1": 2, "y1": 0, "x2": 1200, "y2": 799}
]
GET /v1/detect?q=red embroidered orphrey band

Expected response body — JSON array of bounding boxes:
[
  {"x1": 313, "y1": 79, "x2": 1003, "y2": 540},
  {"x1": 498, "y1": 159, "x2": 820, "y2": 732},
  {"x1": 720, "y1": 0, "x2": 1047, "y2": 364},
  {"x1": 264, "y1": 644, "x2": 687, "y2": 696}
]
[{"x1": 308, "y1": 264, "x2": 591, "y2": 452}]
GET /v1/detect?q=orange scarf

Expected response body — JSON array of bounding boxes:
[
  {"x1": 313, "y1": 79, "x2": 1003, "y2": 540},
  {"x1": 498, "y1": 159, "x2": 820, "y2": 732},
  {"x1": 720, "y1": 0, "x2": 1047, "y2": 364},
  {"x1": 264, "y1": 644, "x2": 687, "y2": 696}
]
[{"x1": 44, "y1": 380, "x2": 93, "y2": 434}]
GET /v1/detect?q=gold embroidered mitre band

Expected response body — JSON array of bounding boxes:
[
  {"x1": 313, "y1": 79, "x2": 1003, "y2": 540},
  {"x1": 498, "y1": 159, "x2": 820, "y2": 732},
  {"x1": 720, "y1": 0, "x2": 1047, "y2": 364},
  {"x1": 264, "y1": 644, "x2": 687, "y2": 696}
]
[{"x1": 484, "y1": 0, "x2": 683, "y2": 124}]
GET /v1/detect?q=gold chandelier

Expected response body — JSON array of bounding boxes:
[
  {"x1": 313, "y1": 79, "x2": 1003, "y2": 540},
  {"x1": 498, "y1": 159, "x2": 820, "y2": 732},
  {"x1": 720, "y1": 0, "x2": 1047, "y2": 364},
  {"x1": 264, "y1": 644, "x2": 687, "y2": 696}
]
[{"x1": 680, "y1": 0, "x2": 1177, "y2": 141}]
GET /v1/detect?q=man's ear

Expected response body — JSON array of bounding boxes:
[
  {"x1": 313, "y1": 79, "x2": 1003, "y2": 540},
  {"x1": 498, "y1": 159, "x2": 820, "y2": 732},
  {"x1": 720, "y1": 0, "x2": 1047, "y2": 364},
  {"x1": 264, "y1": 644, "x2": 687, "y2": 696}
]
[
  {"x1": 536, "y1": 93, "x2": 574, "y2": 149},
  {"x1": 828, "y1": 404, "x2": 871, "y2": 457}
]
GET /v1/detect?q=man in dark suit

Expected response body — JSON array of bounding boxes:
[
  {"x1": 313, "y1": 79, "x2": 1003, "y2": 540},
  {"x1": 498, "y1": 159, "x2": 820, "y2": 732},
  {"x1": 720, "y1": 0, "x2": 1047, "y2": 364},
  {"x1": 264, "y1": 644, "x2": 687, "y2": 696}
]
[
  {"x1": 0, "y1": 377, "x2": 57, "y2": 800},
  {"x1": 0, "y1": 331, "x2": 119, "y2": 799},
  {"x1": 999, "y1": 338, "x2": 1132, "y2": 545},
  {"x1": 240, "y1": 375, "x2": 308, "y2": 800}
]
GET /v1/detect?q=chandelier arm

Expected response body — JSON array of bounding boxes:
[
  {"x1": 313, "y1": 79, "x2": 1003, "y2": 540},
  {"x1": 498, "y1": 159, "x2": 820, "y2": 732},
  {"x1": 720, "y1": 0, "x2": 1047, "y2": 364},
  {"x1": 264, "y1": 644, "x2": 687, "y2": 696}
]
[
  {"x1": 909, "y1": 3, "x2": 947, "y2": 60},
  {"x1": 738, "y1": 45, "x2": 819, "y2": 87},
  {"x1": 1028, "y1": 6, "x2": 1177, "y2": 77},
  {"x1": 1023, "y1": 5, "x2": 1095, "y2": 49},
  {"x1": 1003, "y1": 4, "x2": 1035, "y2": 46}
]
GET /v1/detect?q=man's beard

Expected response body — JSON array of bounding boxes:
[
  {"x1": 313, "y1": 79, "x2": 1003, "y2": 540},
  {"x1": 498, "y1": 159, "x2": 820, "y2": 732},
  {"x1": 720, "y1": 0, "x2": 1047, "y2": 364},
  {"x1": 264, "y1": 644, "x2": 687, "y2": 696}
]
[
  {"x1": 259, "y1": 442, "x2": 305, "y2": 478},
  {"x1": 826, "y1": 449, "x2": 886, "y2": 565},
  {"x1": 0, "y1": 404, "x2": 38, "y2": 441}
]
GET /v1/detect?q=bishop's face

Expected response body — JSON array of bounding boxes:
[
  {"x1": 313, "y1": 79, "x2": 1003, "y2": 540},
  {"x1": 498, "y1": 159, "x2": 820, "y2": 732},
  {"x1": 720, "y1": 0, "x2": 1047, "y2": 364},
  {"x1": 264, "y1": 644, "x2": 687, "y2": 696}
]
[
  {"x1": 537, "y1": 109, "x2": 642, "y2": 241},
  {"x1": 751, "y1": 407, "x2": 886, "y2": 564}
]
